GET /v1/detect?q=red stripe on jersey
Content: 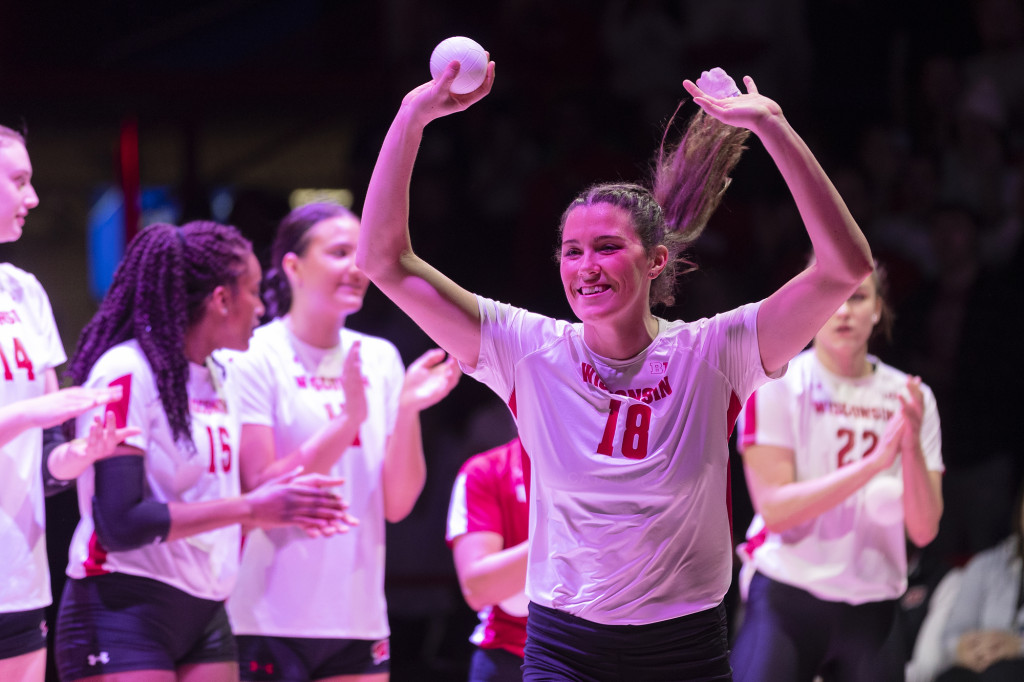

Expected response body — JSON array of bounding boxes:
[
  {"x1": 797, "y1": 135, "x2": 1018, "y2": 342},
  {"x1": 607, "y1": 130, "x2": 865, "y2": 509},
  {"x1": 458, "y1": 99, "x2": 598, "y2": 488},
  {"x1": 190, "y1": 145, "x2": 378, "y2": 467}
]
[
  {"x1": 741, "y1": 391, "x2": 758, "y2": 448},
  {"x1": 107, "y1": 374, "x2": 133, "y2": 430},
  {"x1": 506, "y1": 390, "x2": 527, "y2": 500},
  {"x1": 727, "y1": 392, "x2": 743, "y2": 439},
  {"x1": 83, "y1": 531, "x2": 110, "y2": 577},
  {"x1": 726, "y1": 465, "x2": 733, "y2": 540},
  {"x1": 725, "y1": 391, "x2": 743, "y2": 539}
]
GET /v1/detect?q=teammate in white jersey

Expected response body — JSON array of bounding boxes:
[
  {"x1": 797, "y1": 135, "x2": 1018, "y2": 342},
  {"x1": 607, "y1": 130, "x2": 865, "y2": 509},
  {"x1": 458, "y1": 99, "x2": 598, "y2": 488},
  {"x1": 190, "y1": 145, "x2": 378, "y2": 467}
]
[
  {"x1": 731, "y1": 265, "x2": 944, "y2": 681},
  {"x1": 54, "y1": 221, "x2": 353, "y2": 682},
  {"x1": 0, "y1": 125, "x2": 141, "y2": 682},
  {"x1": 355, "y1": 59, "x2": 874, "y2": 680},
  {"x1": 224, "y1": 202, "x2": 459, "y2": 682}
]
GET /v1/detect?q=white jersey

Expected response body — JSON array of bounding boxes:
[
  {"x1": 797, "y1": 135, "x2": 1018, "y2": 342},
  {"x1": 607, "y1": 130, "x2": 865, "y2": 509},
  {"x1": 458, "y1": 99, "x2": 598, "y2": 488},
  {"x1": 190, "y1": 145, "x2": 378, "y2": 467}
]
[
  {"x1": 736, "y1": 349, "x2": 944, "y2": 603},
  {"x1": 225, "y1": 319, "x2": 403, "y2": 639},
  {"x1": 0, "y1": 264, "x2": 66, "y2": 613},
  {"x1": 466, "y1": 296, "x2": 777, "y2": 625},
  {"x1": 66, "y1": 340, "x2": 242, "y2": 601}
]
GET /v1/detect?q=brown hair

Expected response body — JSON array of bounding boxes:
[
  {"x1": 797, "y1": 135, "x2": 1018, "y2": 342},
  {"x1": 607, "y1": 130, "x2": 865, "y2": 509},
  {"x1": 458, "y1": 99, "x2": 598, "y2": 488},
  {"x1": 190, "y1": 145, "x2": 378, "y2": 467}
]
[{"x1": 557, "y1": 107, "x2": 749, "y2": 307}]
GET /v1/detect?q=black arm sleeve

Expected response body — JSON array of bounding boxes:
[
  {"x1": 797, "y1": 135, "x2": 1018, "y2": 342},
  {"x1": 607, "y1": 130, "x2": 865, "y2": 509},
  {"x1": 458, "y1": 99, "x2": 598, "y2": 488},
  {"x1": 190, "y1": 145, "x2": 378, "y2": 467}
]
[
  {"x1": 42, "y1": 422, "x2": 74, "y2": 497},
  {"x1": 92, "y1": 455, "x2": 171, "y2": 552}
]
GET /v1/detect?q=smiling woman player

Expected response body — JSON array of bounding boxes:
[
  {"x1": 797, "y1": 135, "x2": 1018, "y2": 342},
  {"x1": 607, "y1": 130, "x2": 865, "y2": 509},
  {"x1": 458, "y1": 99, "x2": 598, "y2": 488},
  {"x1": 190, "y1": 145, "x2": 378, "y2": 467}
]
[
  {"x1": 55, "y1": 220, "x2": 352, "y2": 682},
  {"x1": 0, "y1": 125, "x2": 137, "y2": 682},
  {"x1": 225, "y1": 202, "x2": 460, "y2": 682},
  {"x1": 355, "y1": 57, "x2": 874, "y2": 680}
]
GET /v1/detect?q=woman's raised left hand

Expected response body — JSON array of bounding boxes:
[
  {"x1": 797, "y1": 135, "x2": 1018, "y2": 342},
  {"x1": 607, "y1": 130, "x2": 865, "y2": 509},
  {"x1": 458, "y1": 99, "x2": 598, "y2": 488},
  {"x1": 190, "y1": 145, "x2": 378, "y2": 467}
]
[{"x1": 400, "y1": 348, "x2": 461, "y2": 412}]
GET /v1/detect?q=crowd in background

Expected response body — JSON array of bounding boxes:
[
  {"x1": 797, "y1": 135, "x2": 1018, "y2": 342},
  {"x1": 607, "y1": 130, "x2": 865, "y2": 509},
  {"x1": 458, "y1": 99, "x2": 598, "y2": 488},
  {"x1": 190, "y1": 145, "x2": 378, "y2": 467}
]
[{"x1": 5, "y1": 0, "x2": 1023, "y2": 678}]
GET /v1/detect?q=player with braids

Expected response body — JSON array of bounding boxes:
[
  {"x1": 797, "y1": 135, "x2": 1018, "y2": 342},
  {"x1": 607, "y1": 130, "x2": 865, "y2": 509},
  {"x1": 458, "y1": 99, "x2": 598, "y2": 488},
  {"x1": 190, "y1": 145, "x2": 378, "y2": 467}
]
[
  {"x1": 66, "y1": 221, "x2": 246, "y2": 444},
  {"x1": 55, "y1": 220, "x2": 354, "y2": 682},
  {"x1": 225, "y1": 201, "x2": 460, "y2": 682},
  {"x1": 356, "y1": 58, "x2": 875, "y2": 680},
  {"x1": 0, "y1": 124, "x2": 135, "y2": 682}
]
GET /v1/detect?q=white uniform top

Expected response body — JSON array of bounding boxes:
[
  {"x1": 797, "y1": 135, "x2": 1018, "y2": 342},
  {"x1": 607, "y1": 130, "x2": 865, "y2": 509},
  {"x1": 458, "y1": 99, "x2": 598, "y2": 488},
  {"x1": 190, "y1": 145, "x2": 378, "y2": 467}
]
[
  {"x1": 736, "y1": 349, "x2": 944, "y2": 604},
  {"x1": 66, "y1": 340, "x2": 242, "y2": 602},
  {"x1": 225, "y1": 319, "x2": 403, "y2": 639},
  {"x1": 0, "y1": 264, "x2": 66, "y2": 614},
  {"x1": 466, "y1": 296, "x2": 776, "y2": 625}
]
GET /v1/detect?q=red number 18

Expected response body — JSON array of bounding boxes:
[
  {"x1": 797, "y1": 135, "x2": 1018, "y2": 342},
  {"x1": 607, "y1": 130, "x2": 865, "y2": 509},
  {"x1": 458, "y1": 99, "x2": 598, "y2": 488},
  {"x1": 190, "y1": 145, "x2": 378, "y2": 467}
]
[{"x1": 596, "y1": 398, "x2": 652, "y2": 460}]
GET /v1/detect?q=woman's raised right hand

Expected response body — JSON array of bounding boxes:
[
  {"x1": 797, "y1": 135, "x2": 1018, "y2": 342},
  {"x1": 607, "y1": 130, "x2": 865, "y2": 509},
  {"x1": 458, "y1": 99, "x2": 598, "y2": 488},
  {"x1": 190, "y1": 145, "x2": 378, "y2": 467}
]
[{"x1": 401, "y1": 59, "x2": 496, "y2": 127}]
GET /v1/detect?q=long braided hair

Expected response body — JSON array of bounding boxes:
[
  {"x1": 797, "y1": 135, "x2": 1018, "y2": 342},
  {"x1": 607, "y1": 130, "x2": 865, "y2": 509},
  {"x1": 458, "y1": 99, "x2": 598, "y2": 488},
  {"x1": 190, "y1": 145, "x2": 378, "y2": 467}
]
[
  {"x1": 557, "y1": 106, "x2": 749, "y2": 308},
  {"x1": 262, "y1": 202, "x2": 355, "y2": 320},
  {"x1": 69, "y1": 221, "x2": 252, "y2": 445}
]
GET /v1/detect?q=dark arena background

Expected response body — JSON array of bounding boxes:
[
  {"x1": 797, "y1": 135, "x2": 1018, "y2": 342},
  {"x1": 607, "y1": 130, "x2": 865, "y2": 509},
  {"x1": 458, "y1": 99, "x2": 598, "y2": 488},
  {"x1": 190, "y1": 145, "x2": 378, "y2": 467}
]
[{"x1": 3, "y1": 1, "x2": 1022, "y2": 679}]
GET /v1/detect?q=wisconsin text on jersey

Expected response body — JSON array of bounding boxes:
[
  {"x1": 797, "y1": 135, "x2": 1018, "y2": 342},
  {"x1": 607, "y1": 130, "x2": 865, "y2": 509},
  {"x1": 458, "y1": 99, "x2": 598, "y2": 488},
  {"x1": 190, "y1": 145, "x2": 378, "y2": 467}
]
[
  {"x1": 812, "y1": 400, "x2": 894, "y2": 420},
  {"x1": 580, "y1": 362, "x2": 674, "y2": 404},
  {"x1": 295, "y1": 375, "x2": 344, "y2": 391},
  {"x1": 189, "y1": 398, "x2": 227, "y2": 414}
]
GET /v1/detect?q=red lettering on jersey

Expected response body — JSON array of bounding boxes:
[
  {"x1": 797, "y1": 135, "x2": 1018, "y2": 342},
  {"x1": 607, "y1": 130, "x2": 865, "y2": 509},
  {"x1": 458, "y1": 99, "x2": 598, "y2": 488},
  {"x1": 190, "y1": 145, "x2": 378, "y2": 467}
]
[
  {"x1": 814, "y1": 400, "x2": 893, "y2": 421},
  {"x1": 596, "y1": 398, "x2": 652, "y2": 459},
  {"x1": 190, "y1": 398, "x2": 227, "y2": 414},
  {"x1": 0, "y1": 344, "x2": 11, "y2": 380},
  {"x1": 0, "y1": 336, "x2": 33, "y2": 381},
  {"x1": 206, "y1": 425, "x2": 233, "y2": 473},
  {"x1": 0, "y1": 309, "x2": 22, "y2": 325},
  {"x1": 580, "y1": 362, "x2": 608, "y2": 390},
  {"x1": 837, "y1": 427, "x2": 880, "y2": 467},
  {"x1": 11, "y1": 338, "x2": 33, "y2": 380},
  {"x1": 581, "y1": 362, "x2": 673, "y2": 404}
]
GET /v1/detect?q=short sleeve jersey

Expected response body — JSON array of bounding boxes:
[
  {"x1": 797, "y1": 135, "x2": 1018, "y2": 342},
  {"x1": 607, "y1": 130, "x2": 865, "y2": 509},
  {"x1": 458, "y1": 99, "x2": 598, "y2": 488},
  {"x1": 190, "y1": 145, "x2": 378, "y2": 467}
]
[
  {"x1": 465, "y1": 297, "x2": 776, "y2": 625},
  {"x1": 736, "y1": 349, "x2": 944, "y2": 603},
  {"x1": 0, "y1": 264, "x2": 66, "y2": 613},
  {"x1": 225, "y1": 319, "x2": 404, "y2": 639},
  {"x1": 66, "y1": 340, "x2": 242, "y2": 601},
  {"x1": 446, "y1": 438, "x2": 529, "y2": 657}
]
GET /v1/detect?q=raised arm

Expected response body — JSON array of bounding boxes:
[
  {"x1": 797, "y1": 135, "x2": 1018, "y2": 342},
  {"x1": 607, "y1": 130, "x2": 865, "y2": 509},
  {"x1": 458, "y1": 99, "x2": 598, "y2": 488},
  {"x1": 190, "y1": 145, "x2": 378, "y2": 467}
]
[
  {"x1": 684, "y1": 76, "x2": 873, "y2": 374},
  {"x1": 898, "y1": 377, "x2": 943, "y2": 547},
  {"x1": 356, "y1": 60, "x2": 495, "y2": 369}
]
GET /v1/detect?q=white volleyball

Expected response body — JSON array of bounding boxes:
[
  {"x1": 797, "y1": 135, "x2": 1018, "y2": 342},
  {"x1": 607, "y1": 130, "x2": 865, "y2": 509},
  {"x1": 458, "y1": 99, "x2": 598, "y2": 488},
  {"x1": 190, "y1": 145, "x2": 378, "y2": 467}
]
[{"x1": 430, "y1": 36, "x2": 488, "y2": 94}]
